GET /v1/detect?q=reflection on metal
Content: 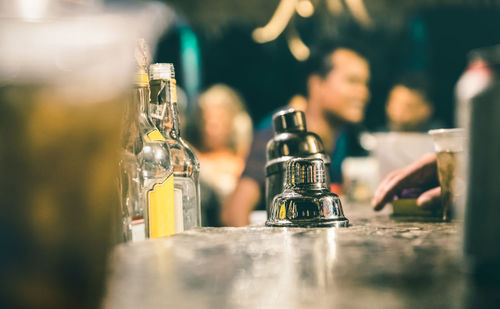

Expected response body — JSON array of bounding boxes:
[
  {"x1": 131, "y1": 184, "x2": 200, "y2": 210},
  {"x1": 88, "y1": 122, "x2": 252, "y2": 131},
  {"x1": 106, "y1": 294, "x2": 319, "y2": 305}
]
[
  {"x1": 345, "y1": 0, "x2": 372, "y2": 28},
  {"x1": 313, "y1": 228, "x2": 337, "y2": 288},
  {"x1": 326, "y1": 0, "x2": 343, "y2": 15},
  {"x1": 252, "y1": 0, "x2": 298, "y2": 43},
  {"x1": 286, "y1": 26, "x2": 310, "y2": 61},
  {"x1": 327, "y1": 228, "x2": 337, "y2": 261},
  {"x1": 296, "y1": 0, "x2": 314, "y2": 18}
]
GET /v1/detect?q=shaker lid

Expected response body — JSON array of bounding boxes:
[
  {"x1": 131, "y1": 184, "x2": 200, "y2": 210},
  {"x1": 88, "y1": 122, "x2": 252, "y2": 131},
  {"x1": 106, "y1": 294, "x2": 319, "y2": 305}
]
[{"x1": 272, "y1": 108, "x2": 306, "y2": 133}]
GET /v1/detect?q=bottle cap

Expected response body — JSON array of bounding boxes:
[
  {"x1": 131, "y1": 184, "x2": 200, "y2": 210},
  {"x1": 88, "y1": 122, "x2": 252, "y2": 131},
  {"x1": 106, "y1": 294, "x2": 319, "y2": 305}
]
[
  {"x1": 149, "y1": 63, "x2": 175, "y2": 80},
  {"x1": 272, "y1": 109, "x2": 306, "y2": 134}
]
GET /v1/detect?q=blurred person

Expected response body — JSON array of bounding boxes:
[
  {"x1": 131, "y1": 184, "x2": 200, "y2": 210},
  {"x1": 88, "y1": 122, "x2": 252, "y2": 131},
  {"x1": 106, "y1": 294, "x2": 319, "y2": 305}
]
[
  {"x1": 197, "y1": 84, "x2": 252, "y2": 160},
  {"x1": 383, "y1": 73, "x2": 441, "y2": 132},
  {"x1": 187, "y1": 84, "x2": 252, "y2": 226},
  {"x1": 222, "y1": 40, "x2": 371, "y2": 226},
  {"x1": 368, "y1": 74, "x2": 441, "y2": 186}
]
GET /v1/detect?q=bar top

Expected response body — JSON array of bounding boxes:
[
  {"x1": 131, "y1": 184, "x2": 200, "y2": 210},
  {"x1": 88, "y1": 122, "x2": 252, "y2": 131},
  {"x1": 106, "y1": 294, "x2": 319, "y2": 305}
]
[{"x1": 103, "y1": 205, "x2": 496, "y2": 308}]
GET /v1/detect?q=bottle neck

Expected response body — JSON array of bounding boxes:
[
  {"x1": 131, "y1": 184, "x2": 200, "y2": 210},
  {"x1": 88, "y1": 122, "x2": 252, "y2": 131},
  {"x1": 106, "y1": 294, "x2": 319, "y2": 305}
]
[
  {"x1": 137, "y1": 85, "x2": 149, "y2": 115},
  {"x1": 125, "y1": 85, "x2": 143, "y2": 124},
  {"x1": 121, "y1": 84, "x2": 143, "y2": 151},
  {"x1": 149, "y1": 78, "x2": 181, "y2": 138}
]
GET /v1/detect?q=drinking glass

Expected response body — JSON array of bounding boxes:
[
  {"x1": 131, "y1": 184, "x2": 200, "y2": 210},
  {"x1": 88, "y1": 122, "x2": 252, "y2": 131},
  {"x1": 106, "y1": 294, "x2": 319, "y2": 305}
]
[
  {"x1": 0, "y1": 3, "x2": 170, "y2": 307},
  {"x1": 429, "y1": 128, "x2": 465, "y2": 221}
]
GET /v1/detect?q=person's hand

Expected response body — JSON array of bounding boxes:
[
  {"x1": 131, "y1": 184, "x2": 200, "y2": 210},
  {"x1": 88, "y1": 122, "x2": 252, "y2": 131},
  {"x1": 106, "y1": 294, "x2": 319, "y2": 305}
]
[{"x1": 371, "y1": 153, "x2": 441, "y2": 211}]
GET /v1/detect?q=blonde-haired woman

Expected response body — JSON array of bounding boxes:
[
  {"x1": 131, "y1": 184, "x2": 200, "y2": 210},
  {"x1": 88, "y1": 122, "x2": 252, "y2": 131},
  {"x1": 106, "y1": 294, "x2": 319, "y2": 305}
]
[{"x1": 188, "y1": 84, "x2": 252, "y2": 225}]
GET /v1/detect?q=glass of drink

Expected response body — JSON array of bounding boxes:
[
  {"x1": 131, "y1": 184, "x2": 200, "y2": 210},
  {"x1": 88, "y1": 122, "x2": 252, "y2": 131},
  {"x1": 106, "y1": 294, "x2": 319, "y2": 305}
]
[
  {"x1": 429, "y1": 128, "x2": 465, "y2": 221},
  {"x1": 0, "y1": 4, "x2": 169, "y2": 307}
]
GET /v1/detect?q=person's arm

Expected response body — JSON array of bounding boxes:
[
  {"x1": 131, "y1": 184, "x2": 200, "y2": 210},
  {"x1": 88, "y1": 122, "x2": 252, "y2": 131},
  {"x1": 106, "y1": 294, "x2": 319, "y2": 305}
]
[
  {"x1": 371, "y1": 153, "x2": 441, "y2": 210},
  {"x1": 221, "y1": 177, "x2": 261, "y2": 226},
  {"x1": 221, "y1": 126, "x2": 272, "y2": 226}
]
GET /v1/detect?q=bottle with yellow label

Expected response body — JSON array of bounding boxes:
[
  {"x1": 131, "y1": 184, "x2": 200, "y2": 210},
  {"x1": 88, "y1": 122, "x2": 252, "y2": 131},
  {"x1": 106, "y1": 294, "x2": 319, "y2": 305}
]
[
  {"x1": 119, "y1": 45, "x2": 175, "y2": 242},
  {"x1": 148, "y1": 63, "x2": 201, "y2": 231}
]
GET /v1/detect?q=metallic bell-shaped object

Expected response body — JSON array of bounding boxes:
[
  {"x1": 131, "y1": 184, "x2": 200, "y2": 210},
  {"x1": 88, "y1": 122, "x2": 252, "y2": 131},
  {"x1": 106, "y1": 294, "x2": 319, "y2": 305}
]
[
  {"x1": 266, "y1": 157, "x2": 349, "y2": 227},
  {"x1": 265, "y1": 109, "x2": 330, "y2": 219}
]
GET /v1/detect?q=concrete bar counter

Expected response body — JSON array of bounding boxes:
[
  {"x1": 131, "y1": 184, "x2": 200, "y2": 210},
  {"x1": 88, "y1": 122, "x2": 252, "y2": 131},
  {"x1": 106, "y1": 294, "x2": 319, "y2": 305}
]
[{"x1": 104, "y1": 204, "x2": 499, "y2": 308}]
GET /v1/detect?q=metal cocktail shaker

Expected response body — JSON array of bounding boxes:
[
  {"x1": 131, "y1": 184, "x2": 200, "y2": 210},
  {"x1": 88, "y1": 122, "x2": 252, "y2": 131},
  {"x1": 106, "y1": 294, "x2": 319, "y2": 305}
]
[
  {"x1": 265, "y1": 109, "x2": 330, "y2": 218},
  {"x1": 456, "y1": 45, "x2": 500, "y2": 282}
]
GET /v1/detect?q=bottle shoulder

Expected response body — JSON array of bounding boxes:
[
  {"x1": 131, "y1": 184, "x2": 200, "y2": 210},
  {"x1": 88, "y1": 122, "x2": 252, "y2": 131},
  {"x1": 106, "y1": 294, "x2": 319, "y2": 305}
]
[
  {"x1": 138, "y1": 141, "x2": 173, "y2": 177},
  {"x1": 138, "y1": 114, "x2": 158, "y2": 136},
  {"x1": 165, "y1": 136, "x2": 200, "y2": 166}
]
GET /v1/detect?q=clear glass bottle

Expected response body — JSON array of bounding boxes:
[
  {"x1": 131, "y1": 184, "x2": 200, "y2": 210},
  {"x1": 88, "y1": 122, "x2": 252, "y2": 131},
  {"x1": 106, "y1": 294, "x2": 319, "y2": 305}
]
[
  {"x1": 119, "y1": 57, "x2": 175, "y2": 241},
  {"x1": 148, "y1": 63, "x2": 201, "y2": 231}
]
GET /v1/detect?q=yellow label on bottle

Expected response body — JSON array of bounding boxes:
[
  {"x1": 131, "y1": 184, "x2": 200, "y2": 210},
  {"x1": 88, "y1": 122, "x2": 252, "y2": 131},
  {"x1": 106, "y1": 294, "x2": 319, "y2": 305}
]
[
  {"x1": 146, "y1": 129, "x2": 165, "y2": 142},
  {"x1": 148, "y1": 174, "x2": 175, "y2": 238}
]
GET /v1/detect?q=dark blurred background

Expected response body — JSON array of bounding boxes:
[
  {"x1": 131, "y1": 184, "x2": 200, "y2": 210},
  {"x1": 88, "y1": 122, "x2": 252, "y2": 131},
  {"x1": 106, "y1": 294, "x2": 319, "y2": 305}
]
[{"x1": 152, "y1": 0, "x2": 500, "y2": 130}]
